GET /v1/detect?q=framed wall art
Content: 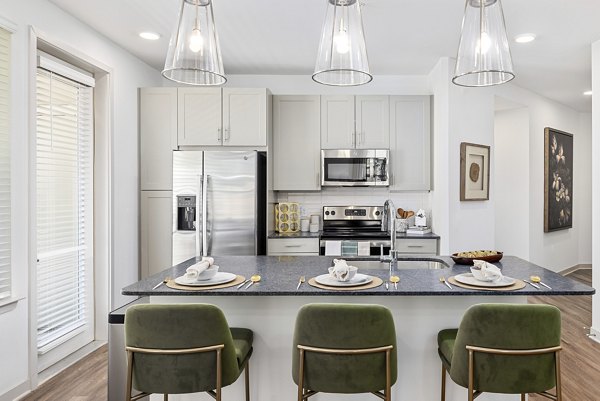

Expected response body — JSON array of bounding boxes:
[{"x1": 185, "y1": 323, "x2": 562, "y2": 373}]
[
  {"x1": 544, "y1": 127, "x2": 573, "y2": 232},
  {"x1": 460, "y1": 142, "x2": 490, "y2": 201}
]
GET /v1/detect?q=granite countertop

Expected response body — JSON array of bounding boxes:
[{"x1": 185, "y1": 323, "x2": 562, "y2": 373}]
[
  {"x1": 122, "y1": 255, "x2": 595, "y2": 297},
  {"x1": 267, "y1": 231, "x2": 439, "y2": 239}
]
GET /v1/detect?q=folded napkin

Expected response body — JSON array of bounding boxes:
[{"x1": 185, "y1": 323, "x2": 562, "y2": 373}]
[
  {"x1": 471, "y1": 260, "x2": 503, "y2": 282},
  {"x1": 184, "y1": 257, "x2": 215, "y2": 280},
  {"x1": 330, "y1": 259, "x2": 352, "y2": 281}
]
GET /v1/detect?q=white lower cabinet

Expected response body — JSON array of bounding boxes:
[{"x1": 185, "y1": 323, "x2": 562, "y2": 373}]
[
  {"x1": 396, "y1": 238, "x2": 438, "y2": 254},
  {"x1": 140, "y1": 191, "x2": 173, "y2": 278},
  {"x1": 268, "y1": 238, "x2": 320, "y2": 256}
]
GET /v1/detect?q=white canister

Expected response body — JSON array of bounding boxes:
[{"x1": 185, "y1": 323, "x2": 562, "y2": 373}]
[
  {"x1": 309, "y1": 223, "x2": 319, "y2": 233},
  {"x1": 300, "y1": 219, "x2": 310, "y2": 232},
  {"x1": 310, "y1": 214, "x2": 320, "y2": 225}
]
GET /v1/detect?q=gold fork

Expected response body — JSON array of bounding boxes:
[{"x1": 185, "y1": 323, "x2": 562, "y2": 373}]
[
  {"x1": 297, "y1": 276, "x2": 305, "y2": 290},
  {"x1": 152, "y1": 276, "x2": 171, "y2": 290},
  {"x1": 439, "y1": 276, "x2": 452, "y2": 290}
]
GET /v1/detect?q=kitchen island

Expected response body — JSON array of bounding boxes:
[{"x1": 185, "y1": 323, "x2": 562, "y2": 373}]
[{"x1": 120, "y1": 256, "x2": 594, "y2": 401}]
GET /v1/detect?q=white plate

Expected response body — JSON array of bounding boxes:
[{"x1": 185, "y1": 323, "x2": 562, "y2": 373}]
[
  {"x1": 315, "y1": 273, "x2": 373, "y2": 287},
  {"x1": 454, "y1": 273, "x2": 516, "y2": 288},
  {"x1": 174, "y1": 272, "x2": 237, "y2": 287}
]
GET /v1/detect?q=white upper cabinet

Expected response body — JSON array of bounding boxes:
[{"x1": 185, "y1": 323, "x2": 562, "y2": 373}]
[
  {"x1": 273, "y1": 96, "x2": 321, "y2": 191},
  {"x1": 177, "y1": 87, "x2": 268, "y2": 147},
  {"x1": 222, "y1": 88, "x2": 267, "y2": 147},
  {"x1": 177, "y1": 87, "x2": 222, "y2": 146},
  {"x1": 321, "y1": 95, "x2": 389, "y2": 149},
  {"x1": 139, "y1": 87, "x2": 177, "y2": 190},
  {"x1": 389, "y1": 95, "x2": 431, "y2": 191},
  {"x1": 320, "y1": 95, "x2": 355, "y2": 149},
  {"x1": 355, "y1": 96, "x2": 389, "y2": 149}
]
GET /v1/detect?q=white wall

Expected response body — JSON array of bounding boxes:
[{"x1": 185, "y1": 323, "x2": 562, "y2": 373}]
[
  {"x1": 494, "y1": 107, "x2": 530, "y2": 260},
  {"x1": 428, "y1": 58, "x2": 592, "y2": 271},
  {"x1": 0, "y1": 0, "x2": 161, "y2": 398},
  {"x1": 591, "y1": 40, "x2": 600, "y2": 338}
]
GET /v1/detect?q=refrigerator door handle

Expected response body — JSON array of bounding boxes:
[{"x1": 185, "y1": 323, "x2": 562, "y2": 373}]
[{"x1": 202, "y1": 173, "x2": 209, "y2": 256}]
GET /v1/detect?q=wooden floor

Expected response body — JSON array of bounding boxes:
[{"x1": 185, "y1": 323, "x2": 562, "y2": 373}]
[
  {"x1": 529, "y1": 269, "x2": 600, "y2": 401},
  {"x1": 17, "y1": 269, "x2": 598, "y2": 401},
  {"x1": 19, "y1": 345, "x2": 107, "y2": 401}
]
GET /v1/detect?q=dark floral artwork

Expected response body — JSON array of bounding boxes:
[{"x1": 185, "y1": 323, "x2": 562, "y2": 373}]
[{"x1": 544, "y1": 128, "x2": 573, "y2": 232}]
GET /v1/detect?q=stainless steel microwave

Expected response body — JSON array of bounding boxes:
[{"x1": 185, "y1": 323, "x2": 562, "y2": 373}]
[{"x1": 321, "y1": 149, "x2": 389, "y2": 187}]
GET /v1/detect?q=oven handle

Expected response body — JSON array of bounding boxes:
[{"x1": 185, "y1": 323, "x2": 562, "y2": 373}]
[{"x1": 320, "y1": 240, "x2": 391, "y2": 247}]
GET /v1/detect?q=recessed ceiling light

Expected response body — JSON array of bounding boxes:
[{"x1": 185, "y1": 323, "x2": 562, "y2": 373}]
[
  {"x1": 139, "y1": 32, "x2": 160, "y2": 41},
  {"x1": 514, "y1": 33, "x2": 536, "y2": 43},
  {"x1": 583, "y1": 90, "x2": 593, "y2": 96}
]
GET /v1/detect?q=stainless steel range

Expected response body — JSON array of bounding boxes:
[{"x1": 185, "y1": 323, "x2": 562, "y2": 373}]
[{"x1": 319, "y1": 206, "x2": 391, "y2": 256}]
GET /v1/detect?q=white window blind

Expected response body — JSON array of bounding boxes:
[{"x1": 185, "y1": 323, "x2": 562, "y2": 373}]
[
  {"x1": 36, "y1": 66, "x2": 94, "y2": 352},
  {"x1": 0, "y1": 27, "x2": 11, "y2": 300}
]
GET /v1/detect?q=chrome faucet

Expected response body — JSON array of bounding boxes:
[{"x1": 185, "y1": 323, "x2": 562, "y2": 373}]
[{"x1": 381, "y1": 199, "x2": 398, "y2": 263}]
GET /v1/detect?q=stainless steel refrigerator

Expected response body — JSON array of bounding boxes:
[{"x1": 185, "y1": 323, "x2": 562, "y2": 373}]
[{"x1": 172, "y1": 150, "x2": 266, "y2": 264}]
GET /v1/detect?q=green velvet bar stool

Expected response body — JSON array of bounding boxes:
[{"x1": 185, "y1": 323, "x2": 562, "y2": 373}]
[
  {"x1": 292, "y1": 303, "x2": 397, "y2": 401},
  {"x1": 124, "y1": 304, "x2": 253, "y2": 401},
  {"x1": 437, "y1": 303, "x2": 562, "y2": 401}
]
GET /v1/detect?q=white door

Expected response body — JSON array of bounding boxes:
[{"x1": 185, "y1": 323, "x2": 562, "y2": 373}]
[
  {"x1": 140, "y1": 88, "x2": 176, "y2": 190},
  {"x1": 177, "y1": 87, "x2": 222, "y2": 146},
  {"x1": 222, "y1": 88, "x2": 267, "y2": 146},
  {"x1": 355, "y1": 95, "x2": 390, "y2": 149},
  {"x1": 273, "y1": 96, "x2": 321, "y2": 191},
  {"x1": 389, "y1": 96, "x2": 431, "y2": 190},
  {"x1": 320, "y1": 95, "x2": 355, "y2": 149},
  {"x1": 141, "y1": 191, "x2": 173, "y2": 278}
]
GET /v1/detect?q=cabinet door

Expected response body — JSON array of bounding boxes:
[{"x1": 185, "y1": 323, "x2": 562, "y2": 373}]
[
  {"x1": 140, "y1": 191, "x2": 173, "y2": 278},
  {"x1": 140, "y1": 88, "x2": 176, "y2": 190},
  {"x1": 390, "y1": 96, "x2": 431, "y2": 190},
  {"x1": 222, "y1": 88, "x2": 267, "y2": 146},
  {"x1": 320, "y1": 95, "x2": 355, "y2": 149},
  {"x1": 273, "y1": 96, "x2": 321, "y2": 190},
  {"x1": 177, "y1": 87, "x2": 222, "y2": 146},
  {"x1": 355, "y1": 95, "x2": 389, "y2": 149}
]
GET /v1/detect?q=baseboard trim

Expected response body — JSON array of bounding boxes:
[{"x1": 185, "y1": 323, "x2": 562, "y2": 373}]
[
  {"x1": 0, "y1": 380, "x2": 30, "y2": 401},
  {"x1": 589, "y1": 327, "x2": 600, "y2": 345},
  {"x1": 560, "y1": 264, "x2": 592, "y2": 276}
]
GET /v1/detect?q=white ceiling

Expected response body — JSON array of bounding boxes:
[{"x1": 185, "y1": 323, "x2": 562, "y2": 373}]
[{"x1": 48, "y1": 0, "x2": 600, "y2": 112}]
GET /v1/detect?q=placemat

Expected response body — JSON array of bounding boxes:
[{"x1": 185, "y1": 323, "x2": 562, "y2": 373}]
[
  {"x1": 165, "y1": 275, "x2": 246, "y2": 291},
  {"x1": 308, "y1": 276, "x2": 383, "y2": 291},
  {"x1": 448, "y1": 276, "x2": 526, "y2": 291}
]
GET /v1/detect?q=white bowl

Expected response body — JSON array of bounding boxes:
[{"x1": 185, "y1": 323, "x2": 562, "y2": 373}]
[
  {"x1": 328, "y1": 265, "x2": 358, "y2": 282},
  {"x1": 197, "y1": 265, "x2": 219, "y2": 281}
]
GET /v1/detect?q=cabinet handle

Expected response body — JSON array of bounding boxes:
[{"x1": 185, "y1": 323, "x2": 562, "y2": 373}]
[
  {"x1": 217, "y1": 128, "x2": 222, "y2": 142},
  {"x1": 407, "y1": 245, "x2": 424, "y2": 248},
  {"x1": 285, "y1": 245, "x2": 303, "y2": 248},
  {"x1": 352, "y1": 132, "x2": 356, "y2": 147},
  {"x1": 225, "y1": 128, "x2": 230, "y2": 142}
]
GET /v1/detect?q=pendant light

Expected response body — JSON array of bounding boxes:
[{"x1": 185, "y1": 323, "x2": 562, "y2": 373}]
[
  {"x1": 453, "y1": 0, "x2": 514, "y2": 87},
  {"x1": 313, "y1": 0, "x2": 372, "y2": 86},
  {"x1": 162, "y1": 0, "x2": 226, "y2": 86}
]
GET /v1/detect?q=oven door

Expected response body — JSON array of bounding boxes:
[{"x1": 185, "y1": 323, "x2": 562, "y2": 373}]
[{"x1": 319, "y1": 239, "x2": 390, "y2": 256}]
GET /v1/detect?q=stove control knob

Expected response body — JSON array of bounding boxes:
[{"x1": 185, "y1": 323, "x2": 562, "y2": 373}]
[
  {"x1": 325, "y1": 211, "x2": 330, "y2": 216},
  {"x1": 331, "y1": 211, "x2": 336, "y2": 216},
  {"x1": 375, "y1": 211, "x2": 380, "y2": 216}
]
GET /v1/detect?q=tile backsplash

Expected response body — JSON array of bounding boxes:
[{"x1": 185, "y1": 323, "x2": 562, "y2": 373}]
[{"x1": 276, "y1": 188, "x2": 433, "y2": 228}]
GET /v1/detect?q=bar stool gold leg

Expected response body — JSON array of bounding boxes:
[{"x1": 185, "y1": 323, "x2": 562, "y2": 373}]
[
  {"x1": 245, "y1": 362, "x2": 250, "y2": 401},
  {"x1": 441, "y1": 364, "x2": 446, "y2": 401},
  {"x1": 521, "y1": 394, "x2": 525, "y2": 401},
  {"x1": 297, "y1": 348, "x2": 305, "y2": 401},
  {"x1": 125, "y1": 351, "x2": 133, "y2": 401},
  {"x1": 164, "y1": 394, "x2": 168, "y2": 401}
]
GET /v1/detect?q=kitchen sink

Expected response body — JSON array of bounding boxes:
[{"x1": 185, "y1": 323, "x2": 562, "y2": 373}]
[{"x1": 349, "y1": 258, "x2": 449, "y2": 270}]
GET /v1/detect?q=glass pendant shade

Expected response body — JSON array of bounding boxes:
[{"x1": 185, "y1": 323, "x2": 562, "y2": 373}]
[
  {"x1": 162, "y1": 0, "x2": 226, "y2": 85},
  {"x1": 453, "y1": 0, "x2": 514, "y2": 87},
  {"x1": 313, "y1": 0, "x2": 372, "y2": 86}
]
